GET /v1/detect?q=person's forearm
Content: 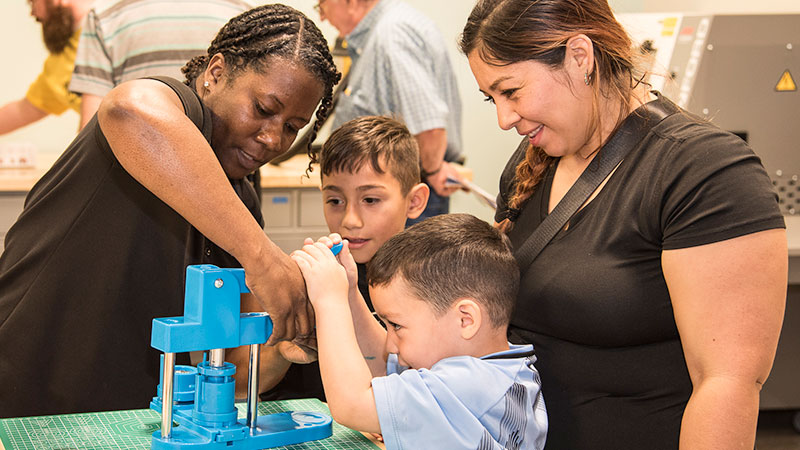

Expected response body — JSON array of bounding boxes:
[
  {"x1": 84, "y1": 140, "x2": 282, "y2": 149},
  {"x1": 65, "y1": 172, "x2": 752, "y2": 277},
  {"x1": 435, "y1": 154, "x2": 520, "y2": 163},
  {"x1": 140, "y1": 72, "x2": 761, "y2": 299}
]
[
  {"x1": 415, "y1": 128, "x2": 447, "y2": 174},
  {"x1": 317, "y1": 301, "x2": 380, "y2": 433},
  {"x1": 416, "y1": 127, "x2": 460, "y2": 197},
  {"x1": 0, "y1": 98, "x2": 48, "y2": 135},
  {"x1": 679, "y1": 377, "x2": 760, "y2": 449},
  {"x1": 348, "y1": 288, "x2": 387, "y2": 376}
]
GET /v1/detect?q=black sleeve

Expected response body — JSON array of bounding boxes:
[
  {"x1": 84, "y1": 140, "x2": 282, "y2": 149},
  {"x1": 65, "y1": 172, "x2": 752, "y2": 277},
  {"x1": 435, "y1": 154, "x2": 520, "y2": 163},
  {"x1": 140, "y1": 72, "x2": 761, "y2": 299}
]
[{"x1": 650, "y1": 123, "x2": 784, "y2": 250}]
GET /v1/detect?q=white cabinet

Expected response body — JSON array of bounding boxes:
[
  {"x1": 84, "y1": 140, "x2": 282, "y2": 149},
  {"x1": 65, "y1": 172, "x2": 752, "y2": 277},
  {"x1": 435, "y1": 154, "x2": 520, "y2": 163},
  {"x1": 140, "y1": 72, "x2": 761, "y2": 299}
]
[{"x1": 261, "y1": 187, "x2": 327, "y2": 254}]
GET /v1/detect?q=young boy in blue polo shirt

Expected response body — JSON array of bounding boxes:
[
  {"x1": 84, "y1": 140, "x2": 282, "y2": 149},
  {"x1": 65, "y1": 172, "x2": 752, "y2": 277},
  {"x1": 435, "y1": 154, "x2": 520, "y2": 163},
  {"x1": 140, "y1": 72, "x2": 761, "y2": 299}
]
[
  {"x1": 255, "y1": 115, "x2": 430, "y2": 400},
  {"x1": 291, "y1": 213, "x2": 547, "y2": 449}
]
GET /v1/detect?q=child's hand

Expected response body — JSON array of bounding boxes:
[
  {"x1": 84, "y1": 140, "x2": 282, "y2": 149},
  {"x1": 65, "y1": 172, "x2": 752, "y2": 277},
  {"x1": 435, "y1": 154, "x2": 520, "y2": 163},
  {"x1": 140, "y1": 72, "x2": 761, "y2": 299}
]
[
  {"x1": 291, "y1": 240, "x2": 349, "y2": 308},
  {"x1": 339, "y1": 244, "x2": 358, "y2": 293},
  {"x1": 304, "y1": 234, "x2": 359, "y2": 294}
]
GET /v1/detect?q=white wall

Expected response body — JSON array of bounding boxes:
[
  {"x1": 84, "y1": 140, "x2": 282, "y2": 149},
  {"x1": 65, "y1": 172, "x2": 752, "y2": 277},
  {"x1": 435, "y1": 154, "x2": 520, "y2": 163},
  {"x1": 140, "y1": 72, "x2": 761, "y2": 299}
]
[{"x1": 2, "y1": 0, "x2": 799, "y2": 220}]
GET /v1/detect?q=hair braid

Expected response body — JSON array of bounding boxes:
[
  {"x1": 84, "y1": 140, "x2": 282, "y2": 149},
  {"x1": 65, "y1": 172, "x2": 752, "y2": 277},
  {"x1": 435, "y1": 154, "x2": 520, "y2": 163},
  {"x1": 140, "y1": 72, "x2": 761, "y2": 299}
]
[
  {"x1": 497, "y1": 145, "x2": 554, "y2": 233},
  {"x1": 181, "y1": 4, "x2": 341, "y2": 155},
  {"x1": 294, "y1": 8, "x2": 340, "y2": 158}
]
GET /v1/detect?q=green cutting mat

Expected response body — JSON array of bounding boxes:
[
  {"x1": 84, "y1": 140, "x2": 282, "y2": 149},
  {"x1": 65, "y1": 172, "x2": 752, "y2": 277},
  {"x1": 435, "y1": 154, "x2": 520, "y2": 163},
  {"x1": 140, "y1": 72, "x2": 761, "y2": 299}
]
[{"x1": 0, "y1": 399, "x2": 380, "y2": 450}]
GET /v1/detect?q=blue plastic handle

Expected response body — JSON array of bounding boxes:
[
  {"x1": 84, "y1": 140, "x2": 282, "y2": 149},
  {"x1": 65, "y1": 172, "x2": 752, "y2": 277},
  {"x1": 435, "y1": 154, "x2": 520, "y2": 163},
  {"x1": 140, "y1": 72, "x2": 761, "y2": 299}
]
[{"x1": 330, "y1": 242, "x2": 343, "y2": 256}]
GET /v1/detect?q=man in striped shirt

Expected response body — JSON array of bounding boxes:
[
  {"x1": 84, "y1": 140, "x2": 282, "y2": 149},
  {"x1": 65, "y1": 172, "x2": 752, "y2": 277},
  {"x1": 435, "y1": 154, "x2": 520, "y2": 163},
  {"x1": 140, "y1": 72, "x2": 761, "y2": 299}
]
[{"x1": 69, "y1": 0, "x2": 250, "y2": 129}]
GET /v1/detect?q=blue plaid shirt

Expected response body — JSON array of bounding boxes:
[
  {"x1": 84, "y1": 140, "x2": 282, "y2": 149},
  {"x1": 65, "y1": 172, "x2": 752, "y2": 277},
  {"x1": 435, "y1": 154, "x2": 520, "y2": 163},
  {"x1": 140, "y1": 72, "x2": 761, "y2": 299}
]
[
  {"x1": 332, "y1": 0, "x2": 463, "y2": 161},
  {"x1": 373, "y1": 344, "x2": 548, "y2": 449}
]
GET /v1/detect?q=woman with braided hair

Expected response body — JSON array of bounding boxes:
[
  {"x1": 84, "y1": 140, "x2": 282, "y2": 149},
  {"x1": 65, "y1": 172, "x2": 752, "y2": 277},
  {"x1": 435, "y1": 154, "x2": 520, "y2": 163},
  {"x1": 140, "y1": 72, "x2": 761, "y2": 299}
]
[
  {"x1": 0, "y1": 4, "x2": 340, "y2": 417},
  {"x1": 459, "y1": 0, "x2": 786, "y2": 448}
]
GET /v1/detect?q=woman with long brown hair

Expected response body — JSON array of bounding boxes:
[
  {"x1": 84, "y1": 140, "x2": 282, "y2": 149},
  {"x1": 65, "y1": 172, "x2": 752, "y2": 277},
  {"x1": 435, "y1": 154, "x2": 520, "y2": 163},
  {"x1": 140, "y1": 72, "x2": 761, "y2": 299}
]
[{"x1": 460, "y1": 0, "x2": 786, "y2": 448}]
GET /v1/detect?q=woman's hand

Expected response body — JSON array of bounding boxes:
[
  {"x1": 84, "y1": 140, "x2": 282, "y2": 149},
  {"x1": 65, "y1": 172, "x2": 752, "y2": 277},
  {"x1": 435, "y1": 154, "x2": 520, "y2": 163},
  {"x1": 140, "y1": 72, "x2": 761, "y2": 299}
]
[
  {"x1": 276, "y1": 337, "x2": 318, "y2": 364},
  {"x1": 242, "y1": 248, "x2": 313, "y2": 345}
]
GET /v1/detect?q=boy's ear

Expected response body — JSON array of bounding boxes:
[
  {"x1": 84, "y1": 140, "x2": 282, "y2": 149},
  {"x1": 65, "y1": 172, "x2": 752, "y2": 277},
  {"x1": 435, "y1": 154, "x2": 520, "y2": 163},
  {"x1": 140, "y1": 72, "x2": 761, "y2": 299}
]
[
  {"x1": 454, "y1": 299, "x2": 482, "y2": 340},
  {"x1": 406, "y1": 182, "x2": 430, "y2": 220}
]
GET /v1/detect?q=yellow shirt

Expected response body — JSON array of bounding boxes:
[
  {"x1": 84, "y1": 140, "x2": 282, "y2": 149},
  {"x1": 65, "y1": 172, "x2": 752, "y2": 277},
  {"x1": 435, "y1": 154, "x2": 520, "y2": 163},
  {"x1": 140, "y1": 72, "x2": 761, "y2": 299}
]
[{"x1": 25, "y1": 30, "x2": 81, "y2": 115}]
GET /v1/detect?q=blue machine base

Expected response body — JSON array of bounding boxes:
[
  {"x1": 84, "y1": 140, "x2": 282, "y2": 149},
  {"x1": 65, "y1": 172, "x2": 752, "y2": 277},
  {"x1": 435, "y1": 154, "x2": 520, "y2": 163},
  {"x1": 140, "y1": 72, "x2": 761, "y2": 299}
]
[{"x1": 150, "y1": 401, "x2": 332, "y2": 449}]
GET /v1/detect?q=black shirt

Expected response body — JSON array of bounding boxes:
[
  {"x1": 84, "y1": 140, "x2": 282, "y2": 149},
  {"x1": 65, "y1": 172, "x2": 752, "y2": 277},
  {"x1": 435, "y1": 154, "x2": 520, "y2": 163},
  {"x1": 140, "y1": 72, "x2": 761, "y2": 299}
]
[
  {"x1": 497, "y1": 96, "x2": 784, "y2": 449},
  {"x1": 0, "y1": 77, "x2": 263, "y2": 417}
]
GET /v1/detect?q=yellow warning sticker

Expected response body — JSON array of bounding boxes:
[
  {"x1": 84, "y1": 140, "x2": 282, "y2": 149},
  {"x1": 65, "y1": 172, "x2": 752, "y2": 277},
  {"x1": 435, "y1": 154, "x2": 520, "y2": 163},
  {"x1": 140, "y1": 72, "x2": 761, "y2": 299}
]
[
  {"x1": 776, "y1": 70, "x2": 797, "y2": 92},
  {"x1": 661, "y1": 17, "x2": 678, "y2": 37}
]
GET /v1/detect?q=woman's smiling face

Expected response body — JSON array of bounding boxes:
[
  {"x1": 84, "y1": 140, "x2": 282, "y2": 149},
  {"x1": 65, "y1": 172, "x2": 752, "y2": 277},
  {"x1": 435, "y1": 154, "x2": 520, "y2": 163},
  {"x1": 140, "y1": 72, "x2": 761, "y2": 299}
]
[
  {"x1": 202, "y1": 55, "x2": 325, "y2": 180},
  {"x1": 467, "y1": 50, "x2": 594, "y2": 159}
]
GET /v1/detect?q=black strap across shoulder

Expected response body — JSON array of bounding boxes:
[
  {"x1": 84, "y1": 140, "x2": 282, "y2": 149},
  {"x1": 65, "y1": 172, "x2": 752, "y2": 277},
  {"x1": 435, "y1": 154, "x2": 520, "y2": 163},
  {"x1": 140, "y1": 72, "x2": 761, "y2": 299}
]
[{"x1": 514, "y1": 96, "x2": 678, "y2": 274}]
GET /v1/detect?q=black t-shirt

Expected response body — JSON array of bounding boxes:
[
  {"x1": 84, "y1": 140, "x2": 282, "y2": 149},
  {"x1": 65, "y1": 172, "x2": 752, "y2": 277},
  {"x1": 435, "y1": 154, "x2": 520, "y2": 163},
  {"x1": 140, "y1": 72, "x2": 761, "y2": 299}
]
[
  {"x1": 0, "y1": 77, "x2": 263, "y2": 417},
  {"x1": 497, "y1": 96, "x2": 784, "y2": 449}
]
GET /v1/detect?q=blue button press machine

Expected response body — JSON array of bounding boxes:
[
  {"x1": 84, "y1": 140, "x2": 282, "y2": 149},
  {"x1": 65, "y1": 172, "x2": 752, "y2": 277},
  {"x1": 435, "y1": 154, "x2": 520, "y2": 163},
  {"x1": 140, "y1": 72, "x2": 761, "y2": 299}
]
[{"x1": 149, "y1": 264, "x2": 333, "y2": 449}]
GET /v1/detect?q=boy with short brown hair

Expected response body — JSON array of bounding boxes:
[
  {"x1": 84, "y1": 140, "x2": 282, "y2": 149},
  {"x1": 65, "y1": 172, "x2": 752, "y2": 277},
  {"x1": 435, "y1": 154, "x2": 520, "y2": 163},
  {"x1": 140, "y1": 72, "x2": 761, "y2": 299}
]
[
  {"x1": 258, "y1": 115, "x2": 429, "y2": 400},
  {"x1": 292, "y1": 213, "x2": 547, "y2": 449}
]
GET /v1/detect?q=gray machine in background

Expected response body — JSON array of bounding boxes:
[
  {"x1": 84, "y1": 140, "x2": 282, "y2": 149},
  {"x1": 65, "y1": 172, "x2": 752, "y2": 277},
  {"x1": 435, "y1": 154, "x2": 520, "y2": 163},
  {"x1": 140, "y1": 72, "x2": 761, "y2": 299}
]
[{"x1": 618, "y1": 13, "x2": 800, "y2": 427}]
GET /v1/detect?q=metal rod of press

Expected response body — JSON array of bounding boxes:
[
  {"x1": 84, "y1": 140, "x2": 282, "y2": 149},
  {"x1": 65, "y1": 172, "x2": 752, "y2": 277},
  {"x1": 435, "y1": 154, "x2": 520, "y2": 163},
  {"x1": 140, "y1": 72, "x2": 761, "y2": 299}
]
[
  {"x1": 161, "y1": 352, "x2": 176, "y2": 439},
  {"x1": 246, "y1": 343, "x2": 261, "y2": 430},
  {"x1": 209, "y1": 348, "x2": 225, "y2": 367}
]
